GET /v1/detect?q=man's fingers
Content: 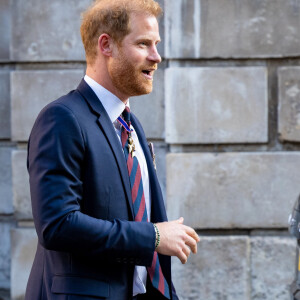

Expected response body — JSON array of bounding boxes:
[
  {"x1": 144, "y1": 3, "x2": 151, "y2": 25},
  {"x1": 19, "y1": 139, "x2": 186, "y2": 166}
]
[
  {"x1": 178, "y1": 250, "x2": 188, "y2": 264},
  {"x1": 182, "y1": 244, "x2": 191, "y2": 258},
  {"x1": 185, "y1": 226, "x2": 200, "y2": 242},
  {"x1": 184, "y1": 234, "x2": 198, "y2": 254}
]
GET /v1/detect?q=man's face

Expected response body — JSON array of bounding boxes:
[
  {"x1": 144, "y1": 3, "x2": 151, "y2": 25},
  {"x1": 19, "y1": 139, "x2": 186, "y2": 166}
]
[{"x1": 108, "y1": 13, "x2": 161, "y2": 100}]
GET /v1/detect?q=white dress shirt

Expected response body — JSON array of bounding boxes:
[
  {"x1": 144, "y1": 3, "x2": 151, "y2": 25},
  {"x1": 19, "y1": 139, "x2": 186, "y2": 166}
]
[{"x1": 84, "y1": 75, "x2": 150, "y2": 296}]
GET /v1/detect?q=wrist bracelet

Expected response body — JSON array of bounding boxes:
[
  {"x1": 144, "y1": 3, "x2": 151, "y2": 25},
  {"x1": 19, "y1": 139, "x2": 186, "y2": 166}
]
[{"x1": 153, "y1": 223, "x2": 160, "y2": 249}]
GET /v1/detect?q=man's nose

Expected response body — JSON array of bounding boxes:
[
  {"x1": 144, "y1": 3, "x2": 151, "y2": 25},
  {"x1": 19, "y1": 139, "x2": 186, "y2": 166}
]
[{"x1": 148, "y1": 46, "x2": 161, "y2": 64}]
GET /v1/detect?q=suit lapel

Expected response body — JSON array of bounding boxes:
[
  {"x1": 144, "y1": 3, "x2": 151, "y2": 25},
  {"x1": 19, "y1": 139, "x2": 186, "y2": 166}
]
[
  {"x1": 131, "y1": 114, "x2": 168, "y2": 223},
  {"x1": 76, "y1": 79, "x2": 134, "y2": 219}
]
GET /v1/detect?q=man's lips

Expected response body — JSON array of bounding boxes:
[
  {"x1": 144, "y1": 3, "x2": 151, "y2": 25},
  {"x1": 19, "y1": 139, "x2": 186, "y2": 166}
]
[{"x1": 142, "y1": 68, "x2": 156, "y2": 80}]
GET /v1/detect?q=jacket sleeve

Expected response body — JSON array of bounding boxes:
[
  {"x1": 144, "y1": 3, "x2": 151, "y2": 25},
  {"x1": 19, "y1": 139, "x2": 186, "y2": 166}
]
[{"x1": 27, "y1": 102, "x2": 155, "y2": 266}]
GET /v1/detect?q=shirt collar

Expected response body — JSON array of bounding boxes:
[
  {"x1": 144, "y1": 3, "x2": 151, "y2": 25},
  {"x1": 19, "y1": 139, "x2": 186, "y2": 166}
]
[{"x1": 84, "y1": 75, "x2": 129, "y2": 123}]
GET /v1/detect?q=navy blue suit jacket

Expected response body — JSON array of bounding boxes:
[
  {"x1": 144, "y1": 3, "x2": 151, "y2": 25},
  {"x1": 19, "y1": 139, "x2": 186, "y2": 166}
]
[{"x1": 25, "y1": 79, "x2": 178, "y2": 300}]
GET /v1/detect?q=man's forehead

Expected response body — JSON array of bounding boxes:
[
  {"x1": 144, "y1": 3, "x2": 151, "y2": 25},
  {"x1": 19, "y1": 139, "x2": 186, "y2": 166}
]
[{"x1": 127, "y1": 13, "x2": 160, "y2": 38}]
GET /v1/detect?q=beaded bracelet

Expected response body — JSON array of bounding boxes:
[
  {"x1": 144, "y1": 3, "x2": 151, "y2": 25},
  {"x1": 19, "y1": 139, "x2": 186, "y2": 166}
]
[{"x1": 153, "y1": 223, "x2": 160, "y2": 249}]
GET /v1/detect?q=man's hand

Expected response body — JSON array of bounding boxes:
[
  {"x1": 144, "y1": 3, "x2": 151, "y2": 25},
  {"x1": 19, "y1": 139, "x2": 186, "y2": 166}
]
[{"x1": 155, "y1": 217, "x2": 200, "y2": 264}]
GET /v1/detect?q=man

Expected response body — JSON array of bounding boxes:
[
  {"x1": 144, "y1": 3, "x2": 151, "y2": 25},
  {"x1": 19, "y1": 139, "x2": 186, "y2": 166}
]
[{"x1": 25, "y1": 0, "x2": 200, "y2": 299}]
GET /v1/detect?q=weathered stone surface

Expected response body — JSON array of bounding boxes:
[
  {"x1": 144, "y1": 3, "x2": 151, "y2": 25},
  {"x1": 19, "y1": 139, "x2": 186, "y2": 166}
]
[
  {"x1": 165, "y1": 0, "x2": 300, "y2": 59},
  {"x1": 0, "y1": 148, "x2": 13, "y2": 214},
  {"x1": 172, "y1": 236, "x2": 250, "y2": 300},
  {"x1": 0, "y1": 71, "x2": 10, "y2": 139},
  {"x1": 11, "y1": 228, "x2": 37, "y2": 300},
  {"x1": 165, "y1": 67, "x2": 268, "y2": 144},
  {"x1": 11, "y1": 0, "x2": 92, "y2": 61},
  {"x1": 278, "y1": 67, "x2": 300, "y2": 142},
  {"x1": 12, "y1": 150, "x2": 31, "y2": 220},
  {"x1": 131, "y1": 69, "x2": 165, "y2": 139},
  {"x1": 11, "y1": 70, "x2": 84, "y2": 141},
  {"x1": 0, "y1": 0, "x2": 10, "y2": 61},
  {"x1": 251, "y1": 237, "x2": 296, "y2": 300},
  {"x1": 167, "y1": 152, "x2": 300, "y2": 229},
  {"x1": 0, "y1": 223, "x2": 11, "y2": 289}
]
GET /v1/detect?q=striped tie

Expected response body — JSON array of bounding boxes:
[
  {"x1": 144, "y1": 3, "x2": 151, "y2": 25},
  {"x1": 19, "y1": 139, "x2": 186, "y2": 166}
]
[{"x1": 119, "y1": 107, "x2": 170, "y2": 299}]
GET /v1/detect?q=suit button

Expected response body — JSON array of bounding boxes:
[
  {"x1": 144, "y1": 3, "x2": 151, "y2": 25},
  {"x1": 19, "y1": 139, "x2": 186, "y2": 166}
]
[
  {"x1": 116, "y1": 258, "x2": 121, "y2": 263},
  {"x1": 136, "y1": 259, "x2": 141, "y2": 264}
]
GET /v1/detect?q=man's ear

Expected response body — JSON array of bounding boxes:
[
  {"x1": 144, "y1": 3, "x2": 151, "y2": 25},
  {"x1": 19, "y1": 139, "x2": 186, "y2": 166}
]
[{"x1": 98, "y1": 33, "x2": 114, "y2": 57}]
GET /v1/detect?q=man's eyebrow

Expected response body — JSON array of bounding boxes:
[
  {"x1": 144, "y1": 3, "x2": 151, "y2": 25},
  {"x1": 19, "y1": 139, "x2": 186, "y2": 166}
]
[{"x1": 136, "y1": 37, "x2": 161, "y2": 43}]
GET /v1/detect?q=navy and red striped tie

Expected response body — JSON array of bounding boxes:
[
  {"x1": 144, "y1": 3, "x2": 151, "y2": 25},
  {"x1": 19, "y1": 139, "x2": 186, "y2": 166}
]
[{"x1": 120, "y1": 107, "x2": 170, "y2": 299}]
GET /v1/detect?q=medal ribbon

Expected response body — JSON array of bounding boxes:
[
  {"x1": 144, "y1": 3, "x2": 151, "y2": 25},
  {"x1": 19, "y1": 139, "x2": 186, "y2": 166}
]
[{"x1": 117, "y1": 116, "x2": 132, "y2": 133}]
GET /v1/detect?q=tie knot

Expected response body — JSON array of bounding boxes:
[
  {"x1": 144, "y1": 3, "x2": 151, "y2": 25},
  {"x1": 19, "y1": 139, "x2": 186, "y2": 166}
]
[{"x1": 122, "y1": 107, "x2": 131, "y2": 125}]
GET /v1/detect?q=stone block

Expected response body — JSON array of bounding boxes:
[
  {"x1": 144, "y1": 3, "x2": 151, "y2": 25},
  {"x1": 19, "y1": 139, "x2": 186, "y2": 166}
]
[
  {"x1": 167, "y1": 152, "x2": 300, "y2": 229},
  {"x1": 11, "y1": 70, "x2": 84, "y2": 141},
  {"x1": 12, "y1": 150, "x2": 31, "y2": 220},
  {"x1": 11, "y1": 228, "x2": 37, "y2": 300},
  {"x1": 0, "y1": 148, "x2": 13, "y2": 214},
  {"x1": 165, "y1": 67, "x2": 268, "y2": 144},
  {"x1": 172, "y1": 236, "x2": 250, "y2": 300},
  {"x1": 11, "y1": 0, "x2": 92, "y2": 61},
  {"x1": 0, "y1": 223, "x2": 12, "y2": 289},
  {"x1": 165, "y1": 0, "x2": 300, "y2": 59},
  {"x1": 278, "y1": 67, "x2": 300, "y2": 142},
  {"x1": 131, "y1": 69, "x2": 165, "y2": 139},
  {"x1": 0, "y1": 71, "x2": 10, "y2": 139},
  {"x1": 251, "y1": 237, "x2": 296, "y2": 300},
  {"x1": 0, "y1": 0, "x2": 10, "y2": 61}
]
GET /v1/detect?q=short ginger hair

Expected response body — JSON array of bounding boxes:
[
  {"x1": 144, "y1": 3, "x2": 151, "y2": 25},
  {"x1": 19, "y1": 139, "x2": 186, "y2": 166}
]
[{"x1": 80, "y1": 0, "x2": 162, "y2": 65}]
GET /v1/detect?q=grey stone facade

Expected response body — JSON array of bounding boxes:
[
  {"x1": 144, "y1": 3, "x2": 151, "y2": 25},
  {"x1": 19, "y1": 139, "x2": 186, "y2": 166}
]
[
  {"x1": 0, "y1": 0, "x2": 298, "y2": 299},
  {"x1": 172, "y1": 236, "x2": 251, "y2": 300},
  {"x1": 165, "y1": 67, "x2": 268, "y2": 144},
  {"x1": 11, "y1": 70, "x2": 84, "y2": 141},
  {"x1": 167, "y1": 152, "x2": 300, "y2": 228},
  {"x1": 0, "y1": 72, "x2": 10, "y2": 139},
  {"x1": 278, "y1": 67, "x2": 300, "y2": 142},
  {"x1": 10, "y1": 229, "x2": 37, "y2": 300},
  {"x1": 0, "y1": 148, "x2": 13, "y2": 215},
  {"x1": 165, "y1": 0, "x2": 300, "y2": 59}
]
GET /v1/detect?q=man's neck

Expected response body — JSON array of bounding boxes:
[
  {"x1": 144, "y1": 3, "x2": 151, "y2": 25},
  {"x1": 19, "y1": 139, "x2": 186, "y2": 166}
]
[{"x1": 86, "y1": 65, "x2": 129, "y2": 104}]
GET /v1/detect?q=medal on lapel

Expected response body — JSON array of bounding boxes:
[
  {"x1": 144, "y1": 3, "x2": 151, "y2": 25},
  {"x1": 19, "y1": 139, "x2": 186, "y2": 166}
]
[
  {"x1": 128, "y1": 135, "x2": 136, "y2": 158},
  {"x1": 148, "y1": 142, "x2": 157, "y2": 170}
]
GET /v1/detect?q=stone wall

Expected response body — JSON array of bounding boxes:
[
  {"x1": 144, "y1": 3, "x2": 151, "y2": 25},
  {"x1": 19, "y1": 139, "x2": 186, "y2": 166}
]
[{"x1": 0, "y1": 0, "x2": 298, "y2": 299}]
